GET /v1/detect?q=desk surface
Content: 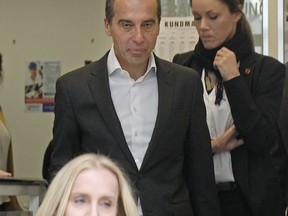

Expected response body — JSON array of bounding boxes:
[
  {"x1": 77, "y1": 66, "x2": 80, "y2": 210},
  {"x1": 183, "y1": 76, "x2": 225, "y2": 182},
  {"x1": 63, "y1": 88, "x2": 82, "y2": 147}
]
[
  {"x1": 0, "y1": 177, "x2": 48, "y2": 197},
  {"x1": 0, "y1": 177, "x2": 47, "y2": 186},
  {"x1": 0, "y1": 177, "x2": 48, "y2": 215}
]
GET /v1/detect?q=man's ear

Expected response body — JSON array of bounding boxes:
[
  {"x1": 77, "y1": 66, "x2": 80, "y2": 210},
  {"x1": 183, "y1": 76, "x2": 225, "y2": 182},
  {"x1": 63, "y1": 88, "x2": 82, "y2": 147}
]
[{"x1": 104, "y1": 18, "x2": 111, "y2": 36}]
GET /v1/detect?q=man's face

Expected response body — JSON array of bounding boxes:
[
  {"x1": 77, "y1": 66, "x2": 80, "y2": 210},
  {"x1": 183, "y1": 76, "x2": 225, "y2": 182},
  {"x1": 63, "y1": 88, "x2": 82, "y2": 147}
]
[{"x1": 104, "y1": 0, "x2": 160, "y2": 70}]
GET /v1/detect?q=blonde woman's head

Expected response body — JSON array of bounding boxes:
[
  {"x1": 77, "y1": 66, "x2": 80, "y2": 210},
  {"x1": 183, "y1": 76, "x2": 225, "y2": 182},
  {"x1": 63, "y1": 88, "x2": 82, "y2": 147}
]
[{"x1": 36, "y1": 153, "x2": 139, "y2": 216}]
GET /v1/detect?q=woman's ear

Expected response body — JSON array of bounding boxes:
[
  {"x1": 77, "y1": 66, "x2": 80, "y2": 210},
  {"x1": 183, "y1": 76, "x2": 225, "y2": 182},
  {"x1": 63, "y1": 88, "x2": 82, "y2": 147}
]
[
  {"x1": 238, "y1": 3, "x2": 244, "y2": 11},
  {"x1": 234, "y1": 5, "x2": 243, "y2": 24}
]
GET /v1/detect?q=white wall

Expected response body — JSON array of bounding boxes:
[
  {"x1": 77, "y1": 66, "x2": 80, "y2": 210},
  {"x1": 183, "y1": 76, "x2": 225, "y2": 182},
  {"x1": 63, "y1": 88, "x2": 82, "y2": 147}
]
[
  {"x1": 268, "y1": 0, "x2": 278, "y2": 59},
  {"x1": 0, "y1": 0, "x2": 111, "y2": 178}
]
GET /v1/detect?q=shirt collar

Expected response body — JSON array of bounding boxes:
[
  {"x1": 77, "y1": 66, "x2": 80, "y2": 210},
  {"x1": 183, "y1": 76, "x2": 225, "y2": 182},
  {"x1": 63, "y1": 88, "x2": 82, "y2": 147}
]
[{"x1": 107, "y1": 45, "x2": 157, "y2": 77}]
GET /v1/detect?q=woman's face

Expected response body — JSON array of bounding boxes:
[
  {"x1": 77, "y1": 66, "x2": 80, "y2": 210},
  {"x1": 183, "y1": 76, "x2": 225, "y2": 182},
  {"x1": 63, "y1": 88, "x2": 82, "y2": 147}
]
[
  {"x1": 192, "y1": 0, "x2": 241, "y2": 49},
  {"x1": 65, "y1": 167, "x2": 119, "y2": 216}
]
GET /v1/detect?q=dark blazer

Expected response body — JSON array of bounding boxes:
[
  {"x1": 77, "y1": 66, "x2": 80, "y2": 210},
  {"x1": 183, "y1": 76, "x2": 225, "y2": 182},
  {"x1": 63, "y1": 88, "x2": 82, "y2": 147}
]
[
  {"x1": 279, "y1": 64, "x2": 288, "y2": 154},
  {"x1": 173, "y1": 51, "x2": 286, "y2": 216},
  {"x1": 48, "y1": 52, "x2": 221, "y2": 216},
  {"x1": 279, "y1": 64, "x2": 288, "y2": 205}
]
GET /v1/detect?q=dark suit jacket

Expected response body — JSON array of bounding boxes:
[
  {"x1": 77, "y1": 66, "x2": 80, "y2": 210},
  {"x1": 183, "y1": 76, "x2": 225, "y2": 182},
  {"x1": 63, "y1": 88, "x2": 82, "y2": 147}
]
[
  {"x1": 48, "y1": 52, "x2": 221, "y2": 216},
  {"x1": 279, "y1": 64, "x2": 288, "y2": 205},
  {"x1": 173, "y1": 51, "x2": 286, "y2": 216},
  {"x1": 279, "y1": 64, "x2": 288, "y2": 154}
]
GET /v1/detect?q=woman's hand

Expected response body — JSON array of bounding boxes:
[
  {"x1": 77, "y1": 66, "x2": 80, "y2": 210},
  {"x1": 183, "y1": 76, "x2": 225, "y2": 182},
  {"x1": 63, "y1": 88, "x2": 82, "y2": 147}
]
[
  {"x1": 0, "y1": 169, "x2": 12, "y2": 177},
  {"x1": 212, "y1": 125, "x2": 244, "y2": 153},
  {"x1": 213, "y1": 47, "x2": 240, "y2": 81}
]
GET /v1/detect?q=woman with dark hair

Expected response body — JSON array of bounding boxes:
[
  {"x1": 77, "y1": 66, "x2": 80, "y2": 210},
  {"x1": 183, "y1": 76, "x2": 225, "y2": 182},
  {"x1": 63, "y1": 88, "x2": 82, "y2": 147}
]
[{"x1": 173, "y1": 0, "x2": 286, "y2": 215}]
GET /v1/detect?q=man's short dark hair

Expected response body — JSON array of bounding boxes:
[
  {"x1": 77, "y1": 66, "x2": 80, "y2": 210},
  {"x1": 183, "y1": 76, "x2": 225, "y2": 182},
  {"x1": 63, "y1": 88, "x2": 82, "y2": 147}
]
[{"x1": 105, "y1": 0, "x2": 161, "y2": 24}]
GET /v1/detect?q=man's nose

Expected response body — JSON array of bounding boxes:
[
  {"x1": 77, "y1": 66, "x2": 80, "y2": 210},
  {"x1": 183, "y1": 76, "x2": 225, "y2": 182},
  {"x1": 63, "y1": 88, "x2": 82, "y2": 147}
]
[{"x1": 132, "y1": 27, "x2": 144, "y2": 43}]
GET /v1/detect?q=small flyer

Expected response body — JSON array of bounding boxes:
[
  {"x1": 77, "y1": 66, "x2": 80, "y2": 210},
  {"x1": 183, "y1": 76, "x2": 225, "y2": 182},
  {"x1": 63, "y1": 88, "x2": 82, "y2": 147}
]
[{"x1": 25, "y1": 61, "x2": 61, "y2": 112}]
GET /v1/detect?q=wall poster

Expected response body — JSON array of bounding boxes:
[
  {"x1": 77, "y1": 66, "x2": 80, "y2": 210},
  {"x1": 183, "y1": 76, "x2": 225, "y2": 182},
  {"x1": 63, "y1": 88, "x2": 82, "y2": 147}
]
[{"x1": 25, "y1": 61, "x2": 60, "y2": 112}]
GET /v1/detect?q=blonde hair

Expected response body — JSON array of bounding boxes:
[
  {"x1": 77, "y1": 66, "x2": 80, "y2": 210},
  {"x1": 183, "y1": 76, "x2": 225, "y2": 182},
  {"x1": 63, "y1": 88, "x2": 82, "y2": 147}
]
[{"x1": 36, "y1": 154, "x2": 139, "y2": 216}]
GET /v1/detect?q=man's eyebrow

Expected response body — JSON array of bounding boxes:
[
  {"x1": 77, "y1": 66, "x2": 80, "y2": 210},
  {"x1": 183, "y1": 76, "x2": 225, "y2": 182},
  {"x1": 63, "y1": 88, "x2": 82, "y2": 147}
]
[
  {"x1": 143, "y1": 19, "x2": 156, "y2": 23},
  {"x1": 118, "y1": 19, "x2": 132, "y2": 23},
  {"x1": 117, "y1": 19, "x2": 156, "y2": 24}
]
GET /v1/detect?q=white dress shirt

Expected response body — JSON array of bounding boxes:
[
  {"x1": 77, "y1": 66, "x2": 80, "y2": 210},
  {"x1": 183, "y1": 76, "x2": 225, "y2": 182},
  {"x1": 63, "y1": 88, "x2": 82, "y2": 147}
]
[
  {"x1": 107, "y1": 47, "x2": 158, "y2": 170},
  {"x1": 201, "y1": 70, "x2": 235, "y2": 183},
  {"x1": 107, "y1": 47, "x2": 158, "y2": 215}
]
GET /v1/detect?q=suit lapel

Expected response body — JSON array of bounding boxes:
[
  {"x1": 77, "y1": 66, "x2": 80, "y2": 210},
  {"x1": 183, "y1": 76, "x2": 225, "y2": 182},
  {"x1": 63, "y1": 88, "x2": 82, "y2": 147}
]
[
  {"x1": 141, "y1": 57, "x2": 174, "y2": 168},
  {"x1": 87, "y1": 54, "x2": 137, "y2": 168}
]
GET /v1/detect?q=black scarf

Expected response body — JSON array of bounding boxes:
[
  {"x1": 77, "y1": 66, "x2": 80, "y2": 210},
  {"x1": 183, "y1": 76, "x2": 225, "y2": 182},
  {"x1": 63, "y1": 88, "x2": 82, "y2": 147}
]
[{"x1": 194, "y1": 28, "x2": 253, "y2": 105}]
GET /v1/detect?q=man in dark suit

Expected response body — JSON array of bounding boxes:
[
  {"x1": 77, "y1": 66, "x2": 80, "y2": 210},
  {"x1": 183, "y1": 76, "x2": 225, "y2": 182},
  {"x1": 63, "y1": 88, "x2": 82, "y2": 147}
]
[
  {"x1": 47, "y1": 0, "x2": 220, "y2": 215},
  {"x1": 279, "y1": 63, "x2": 288, "y2": 210},
  {"x1": 279, "y1": 64, "x2": 288, "y2": 154}
]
